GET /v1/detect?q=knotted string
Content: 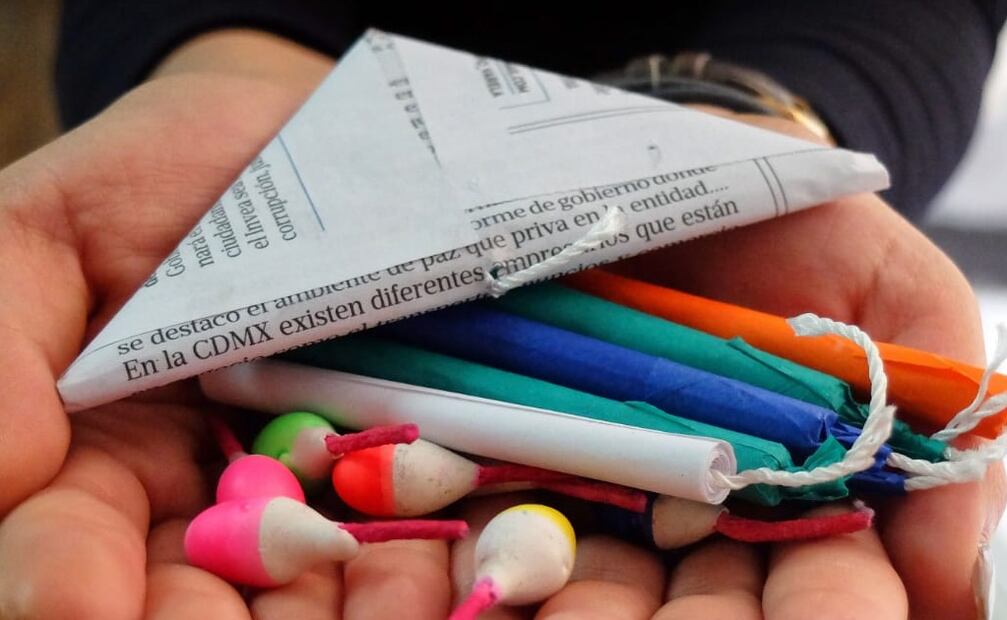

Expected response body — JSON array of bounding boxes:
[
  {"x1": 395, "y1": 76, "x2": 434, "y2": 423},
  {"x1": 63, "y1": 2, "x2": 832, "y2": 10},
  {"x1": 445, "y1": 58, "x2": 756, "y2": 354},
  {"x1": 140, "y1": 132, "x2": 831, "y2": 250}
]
[
  {"x1": 885, "y1": 324, "x2": 1007, "y2": 490},
  {"x1": 931, "y1": 324, "x2": 1007, "y2": 442},
  {"x1": 711, "y1": 314, "x2": 897, "y2": 490},
  {"x1": 486, "y1": 207, "x2": 626, "y2": 297},
  {"x1": 709, "y1": 316, "x2": 1007, "y2": 492}
]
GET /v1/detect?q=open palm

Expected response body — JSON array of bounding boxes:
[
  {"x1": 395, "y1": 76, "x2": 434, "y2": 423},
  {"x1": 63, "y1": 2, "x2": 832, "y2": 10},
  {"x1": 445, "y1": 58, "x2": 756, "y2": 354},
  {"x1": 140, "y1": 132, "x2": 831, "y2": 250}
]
[{"x1": 0, "y1": 70, "x2": 1000, "y2": 619}]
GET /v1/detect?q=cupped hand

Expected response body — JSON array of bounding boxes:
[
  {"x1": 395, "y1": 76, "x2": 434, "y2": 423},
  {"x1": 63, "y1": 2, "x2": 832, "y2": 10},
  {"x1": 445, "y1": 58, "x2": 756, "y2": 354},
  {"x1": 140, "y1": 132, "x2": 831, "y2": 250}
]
[
  {"x1": 617, "y1": 110, "x2": 1007, "y2": 619},
  {"x1": 0, "y1": 60, "x2": 1001, "y2": 620}
]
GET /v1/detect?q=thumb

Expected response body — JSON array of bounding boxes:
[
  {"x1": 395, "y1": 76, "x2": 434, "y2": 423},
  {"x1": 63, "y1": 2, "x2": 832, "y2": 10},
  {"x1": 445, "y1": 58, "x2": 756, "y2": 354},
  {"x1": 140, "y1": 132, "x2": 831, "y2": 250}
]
[{"x1": 0, "y1": 150, "x2": 90, "y2": 514}]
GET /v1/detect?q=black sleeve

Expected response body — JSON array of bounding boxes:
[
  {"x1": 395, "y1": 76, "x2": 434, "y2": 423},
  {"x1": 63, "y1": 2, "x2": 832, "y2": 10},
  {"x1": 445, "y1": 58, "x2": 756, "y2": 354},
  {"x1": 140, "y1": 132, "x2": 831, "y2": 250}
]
[
  {"x1": 55, "y1": 0, "x2": 361, "y2": 130},
  {"x1": 688, "y1": 0, "x2": 1007, "y2": 218},
  {"x1": 57, "y1": 1, "x2": 1005, "y2": 218}
]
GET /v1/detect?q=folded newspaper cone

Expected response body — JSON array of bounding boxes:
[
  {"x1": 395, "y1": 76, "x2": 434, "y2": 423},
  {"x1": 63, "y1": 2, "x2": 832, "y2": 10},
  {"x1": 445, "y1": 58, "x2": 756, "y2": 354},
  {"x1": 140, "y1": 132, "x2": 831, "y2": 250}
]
[{"x1": 57, "y1": 30, "x2": 889, "y2": 411}]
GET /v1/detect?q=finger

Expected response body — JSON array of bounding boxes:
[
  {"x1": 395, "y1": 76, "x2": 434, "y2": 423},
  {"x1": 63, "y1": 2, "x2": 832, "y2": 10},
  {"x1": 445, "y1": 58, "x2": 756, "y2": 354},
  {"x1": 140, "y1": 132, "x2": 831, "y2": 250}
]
[
  {"x1": 0, "y1": 168, "x2": 88, "y2": 511},
  {"x1": 0, "y1": 334, "x2": 72, "y2": 514},
  {"x1": 146, "y1": 565, "x2": 252, "y2": 620},
  {"x1": 534, "y1": 535, "x2": 665, "y2": 620},
  {"x1": 762, "y1": 505, "x2": 907, "y2": 620},
  {"x1": 0, "y1": 71, "x2": 310, "y2": 513},
  {"x1": 147, "y1": 518, "x2": 191, "y2": 564},
  {"x1": 71, "y1": 402, "x2": 211, "y2": 522},
  {"x1": 250, "y1": 562, "x2": 343, "y2": 620},
  {"x1": 653, "y1": 539, "x2": 764, "y2": 620},
  {"x1": 342, "y1": 539, "x2": 451, "y2": 620},
  {"x1": 145, "y1": 519, "x2": 251, "y2": 620},
  {"x1": 52, "y1": 74, "x2": 308, "y2": 330},
  {"x1": 451, "y1": 493, "x2": 537, "y2": 619},
  {"x1": 844, "y1": 212, "x2": 984, "y2": 361},
  {"x1": 0, "y1": 445, "x2": 148, "y2": 619},
  {"x1": 0, "y1": 65, "x2": 313, "y2": 516},
  {"x1": 879, "y1": 452, "x2": 1006, "y2": 620},
  {"x1": 838, "y1": 188, "x2": 999, "y2": 618},
  {"x1": 613, "y1": 193, "x2": 982, "y2": 354}
]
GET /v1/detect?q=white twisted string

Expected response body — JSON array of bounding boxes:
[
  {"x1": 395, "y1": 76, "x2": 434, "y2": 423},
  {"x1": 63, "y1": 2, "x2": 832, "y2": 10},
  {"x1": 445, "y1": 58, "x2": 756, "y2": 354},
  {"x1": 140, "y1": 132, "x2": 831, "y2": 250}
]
[
  {"x1": 886, "y1": 445, "x2": 1004, "y2": 490},
  {"x1": 931, "y1": 324, "x2": 1007, "y2": 442},
  {"x1": 711, "y1": 314, "x2": 897, "y2": 490},
  {"x1": 486, "y1": 207, "x2": 626, "y2": 298},
  {"x1": 883, "y1": 324, "x2": 1007, "y2": 490}
]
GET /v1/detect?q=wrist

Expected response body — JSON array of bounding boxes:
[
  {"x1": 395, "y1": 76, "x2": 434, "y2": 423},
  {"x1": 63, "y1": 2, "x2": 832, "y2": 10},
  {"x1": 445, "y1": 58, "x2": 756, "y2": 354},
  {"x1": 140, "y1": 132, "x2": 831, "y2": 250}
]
[
  {"x1": 597, "y1": 52, "x2": 834, "y2": 145},
  {"x1": 150, "y1": 28, "x2": 335, "y2": 92}
]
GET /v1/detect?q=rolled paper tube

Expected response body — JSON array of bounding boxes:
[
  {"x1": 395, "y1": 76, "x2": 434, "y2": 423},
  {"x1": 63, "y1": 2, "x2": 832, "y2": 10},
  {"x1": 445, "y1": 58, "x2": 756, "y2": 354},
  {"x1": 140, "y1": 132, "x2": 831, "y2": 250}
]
[
  {"x1": 204, "y1": 337, "x2": 850, "y2": 505},
  {"x1": 491, "y1": 283, "x2": 947, "y2": 462},
  {"x1": 848, "y1": 467, "x2": 906, "y2": 496},
  {"x1": 728, "y1": 340, "x2": 945, "y2": 461},
  {"x1": 279, "y1": 336, "x2": 852, "y2": 504},
  {"x1": 827, "y1": 427, "x2": 907, "y2": 495},
  {"x1": 566, "y1": 269, "x2": 1007, "y2": 438},
  {"x1": 381, "y1": 304, "x2": 865, "y2": 458},
  {"x1": 203, "y1": 361, "x2": 737, "y2": 504},
  {"x1": 831, "y1": 422, "x2": 895, "y2": 477},
  {"x1": 377, "y1": 305, "x2": 905, "y2": 494}
]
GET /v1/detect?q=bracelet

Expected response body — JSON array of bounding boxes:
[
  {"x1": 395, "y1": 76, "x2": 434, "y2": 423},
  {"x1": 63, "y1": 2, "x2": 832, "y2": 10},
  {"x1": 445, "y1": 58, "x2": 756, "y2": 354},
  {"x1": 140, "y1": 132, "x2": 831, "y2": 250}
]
[{"x1": 595, "y1": 52, "x2": 833, "y2": 144}]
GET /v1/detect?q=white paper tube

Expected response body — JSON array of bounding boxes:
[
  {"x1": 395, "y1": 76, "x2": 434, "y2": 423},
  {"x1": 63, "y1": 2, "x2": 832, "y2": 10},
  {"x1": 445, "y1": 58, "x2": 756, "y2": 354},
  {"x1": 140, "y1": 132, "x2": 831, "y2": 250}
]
[{"x1": 199, "y1": 359, "x2": 737, "y2": 504}]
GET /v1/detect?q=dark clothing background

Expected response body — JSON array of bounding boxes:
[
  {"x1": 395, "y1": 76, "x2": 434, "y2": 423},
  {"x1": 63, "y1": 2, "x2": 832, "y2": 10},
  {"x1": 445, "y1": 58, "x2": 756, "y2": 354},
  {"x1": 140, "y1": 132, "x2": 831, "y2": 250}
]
[{"x1": 56, "y1": 1, "x2": 1007, "y2": 219}]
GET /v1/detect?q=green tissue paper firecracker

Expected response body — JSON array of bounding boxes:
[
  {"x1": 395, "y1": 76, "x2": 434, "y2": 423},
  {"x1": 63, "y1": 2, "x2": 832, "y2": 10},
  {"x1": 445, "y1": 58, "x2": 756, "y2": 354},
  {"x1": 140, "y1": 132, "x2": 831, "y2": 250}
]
[{"x1": 284, "y1": 334, "x2": 851, "y2": 506}]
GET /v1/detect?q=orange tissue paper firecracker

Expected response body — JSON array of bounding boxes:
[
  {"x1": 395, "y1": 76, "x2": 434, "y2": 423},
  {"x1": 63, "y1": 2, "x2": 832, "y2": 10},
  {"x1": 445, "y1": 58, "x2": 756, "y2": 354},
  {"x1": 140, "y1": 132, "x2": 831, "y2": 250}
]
[{"x1": 566, "y1": 269, "x2": 1007, "y2": 438}]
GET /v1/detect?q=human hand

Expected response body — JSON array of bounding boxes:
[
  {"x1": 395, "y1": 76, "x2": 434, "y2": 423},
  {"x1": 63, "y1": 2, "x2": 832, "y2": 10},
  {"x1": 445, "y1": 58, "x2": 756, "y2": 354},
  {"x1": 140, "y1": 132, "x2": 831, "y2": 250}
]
[
  {"x1": 0, "y1": 35, "x2": 1001, "y2": 620},
  {"x1": 613, "y1": 109, "x2": 1007, "y2": 618}
]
